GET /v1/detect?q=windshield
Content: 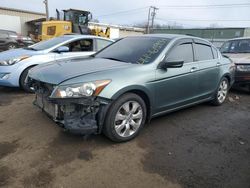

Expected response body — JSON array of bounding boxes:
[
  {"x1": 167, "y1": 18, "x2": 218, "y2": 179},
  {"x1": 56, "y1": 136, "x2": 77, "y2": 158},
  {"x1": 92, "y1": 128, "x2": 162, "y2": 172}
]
[
  {"x1": 220, "y1": 39, "x2": 250, "y2": 53},
  {"x1": 65, "y1": 11, "x2": 89, "y2": 25},
  {"x1": 28, "y1": 36, "x2": 70, "y2": 51},
  {"x1": 95, "y1": 37, "x2": 170, "y2": 64}
]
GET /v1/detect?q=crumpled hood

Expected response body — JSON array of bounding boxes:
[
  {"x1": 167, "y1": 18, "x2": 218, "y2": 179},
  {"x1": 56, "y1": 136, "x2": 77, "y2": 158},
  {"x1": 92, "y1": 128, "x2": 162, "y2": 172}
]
[
  {"x1": 224, "y1": 53, "x2": 250, "y2": 64},
  {"x1": 0, "y1": 48, "x2": 43, "y2": 61},
  {"x1": 29, "y1": 58, "x2": 135, "y2": 85}
]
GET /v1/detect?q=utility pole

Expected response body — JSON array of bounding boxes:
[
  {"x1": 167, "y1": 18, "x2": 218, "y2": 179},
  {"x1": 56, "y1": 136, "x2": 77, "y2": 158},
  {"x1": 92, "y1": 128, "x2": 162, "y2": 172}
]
[
  {"x1": 146, "y1": 7, "x2": 151, "y2": 34},
  {"x1": 151, "y1": 6, "x2": 159, "y2": 32},
  {"x1": 43, "y1": 0, "x2": 49, "y2": 21},
  {"x1": 146, "y1": 6, "x2": 159, "y2": 34}
]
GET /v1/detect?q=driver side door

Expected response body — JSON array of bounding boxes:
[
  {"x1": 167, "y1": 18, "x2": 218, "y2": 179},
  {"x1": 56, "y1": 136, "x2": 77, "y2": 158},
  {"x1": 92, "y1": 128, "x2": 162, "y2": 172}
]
[
  {"x1": 54, "y1": 39, "x2": 95, "y2": 61},
  {"x1": 154, "y1": 39, "x2": 200, "y2": 114}
]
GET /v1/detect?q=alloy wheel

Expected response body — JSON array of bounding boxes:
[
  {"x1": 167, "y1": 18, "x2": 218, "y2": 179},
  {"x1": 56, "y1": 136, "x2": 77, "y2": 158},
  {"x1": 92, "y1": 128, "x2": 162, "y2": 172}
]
[
  {"x1": 114, "y1": 101, "x2": 143, "y2": 138},
  {"x1": 8, "y1": 45, "x2": 16, "y2": 50},
  {"x1": 217, "y1": 80, "x2": 228, "y2": 103}
]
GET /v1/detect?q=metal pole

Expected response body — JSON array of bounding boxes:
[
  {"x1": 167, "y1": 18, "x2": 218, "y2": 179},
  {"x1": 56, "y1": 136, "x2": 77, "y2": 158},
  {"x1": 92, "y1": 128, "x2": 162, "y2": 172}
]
[
  {"x1": 43, "y1": 0, "x2": 49, "y2": 21},
  {"x1": 151, "y1": 6, "x2": 159, "y2": 33},
  {"x1": 147, "y1": 7, "x2": 152, "y2": 34}
]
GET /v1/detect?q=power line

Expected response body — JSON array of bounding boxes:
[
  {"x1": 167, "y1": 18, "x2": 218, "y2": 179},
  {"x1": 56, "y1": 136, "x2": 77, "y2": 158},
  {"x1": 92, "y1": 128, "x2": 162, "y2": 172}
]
[
  {"x1": 156, "y1": 17, "x2": 250, "y2": 22},
  {"x1": 159, "y1": 3, "x2": 250, "y2": 9}
]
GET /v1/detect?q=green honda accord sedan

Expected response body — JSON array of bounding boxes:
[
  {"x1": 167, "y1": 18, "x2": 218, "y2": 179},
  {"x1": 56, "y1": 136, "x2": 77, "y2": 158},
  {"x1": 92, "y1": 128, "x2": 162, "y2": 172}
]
[{"x1": 28, "y1": 34, "x2": 235, "y2": 142}]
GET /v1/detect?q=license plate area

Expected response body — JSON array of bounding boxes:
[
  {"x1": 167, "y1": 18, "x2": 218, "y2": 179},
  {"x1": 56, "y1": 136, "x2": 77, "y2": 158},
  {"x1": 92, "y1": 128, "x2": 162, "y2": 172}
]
[{"x1": 36, "y1": 94, "x2": 58, "y2": 118}]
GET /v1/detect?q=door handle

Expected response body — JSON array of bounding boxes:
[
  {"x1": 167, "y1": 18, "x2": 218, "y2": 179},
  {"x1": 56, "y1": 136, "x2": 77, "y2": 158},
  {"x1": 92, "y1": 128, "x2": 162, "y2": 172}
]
[
  {"x1": 190, "y1": 67, "x2": 198, "y2": 72},
  {"x1": 216, "y1": 62, "x2": 221, "y2": 66}
]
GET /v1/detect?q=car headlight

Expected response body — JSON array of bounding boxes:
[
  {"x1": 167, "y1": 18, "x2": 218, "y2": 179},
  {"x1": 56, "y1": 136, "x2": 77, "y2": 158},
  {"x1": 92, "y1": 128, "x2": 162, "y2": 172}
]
[
  {"x1": 50, "y1": 80, "x2": 111, "y2": 98},
  {"x1": 237, "y1": 65, "x2": 250, "y2": 72},
  {"x1": 0, "y1": 56, "x2": 30, "y2": 66}
]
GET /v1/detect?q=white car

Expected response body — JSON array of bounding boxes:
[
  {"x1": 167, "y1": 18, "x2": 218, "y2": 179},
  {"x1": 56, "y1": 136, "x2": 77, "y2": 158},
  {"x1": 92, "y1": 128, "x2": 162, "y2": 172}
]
[{"x1": 0, "y1": 35, "x2": 113, "y2": 92}]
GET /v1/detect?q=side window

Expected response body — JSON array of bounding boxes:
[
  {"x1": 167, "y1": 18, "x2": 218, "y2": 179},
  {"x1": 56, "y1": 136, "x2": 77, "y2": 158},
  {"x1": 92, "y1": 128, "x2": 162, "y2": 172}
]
[
  {"x1": 67, "y1": 39, "x2": 94, "y2": 52},
  {"x1": 195, "y1": 43, "x2": 213, "y2": 61},
  {"x1": 212, "y1": 47, "x2": 218, "y2": 59},
  {"x1": 96, "y1": 39, "x2": 112, "y2": 51},
  {"x1": 167, "y1": 43, "x2": 194, "y2": 63}
]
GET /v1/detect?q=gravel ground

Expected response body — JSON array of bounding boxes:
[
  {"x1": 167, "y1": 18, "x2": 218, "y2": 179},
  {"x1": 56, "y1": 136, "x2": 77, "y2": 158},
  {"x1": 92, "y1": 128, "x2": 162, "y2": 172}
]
[{"x1": 0, "y1": 87, "x2": 249, "y2": 188}]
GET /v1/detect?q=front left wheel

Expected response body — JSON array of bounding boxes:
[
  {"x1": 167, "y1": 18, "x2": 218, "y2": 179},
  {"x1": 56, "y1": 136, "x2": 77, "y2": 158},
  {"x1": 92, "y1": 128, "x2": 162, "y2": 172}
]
[
  {"x1": 20, "y1": 67, "x2": 34, "y2": 93},
  {"x1": 103, "y1": 93, "x2": 147, "y2": 142}
]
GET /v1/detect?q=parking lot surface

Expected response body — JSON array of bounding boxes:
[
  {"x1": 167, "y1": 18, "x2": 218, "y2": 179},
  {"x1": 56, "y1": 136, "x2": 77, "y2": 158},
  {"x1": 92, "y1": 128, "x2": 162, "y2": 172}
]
[{"x1": 0, "y1": 87, "x2": 249, "y2": 188}]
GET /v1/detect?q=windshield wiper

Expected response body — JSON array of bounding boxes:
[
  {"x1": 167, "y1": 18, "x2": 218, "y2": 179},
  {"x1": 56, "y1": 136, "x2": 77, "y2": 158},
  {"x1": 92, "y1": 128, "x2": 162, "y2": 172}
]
[
  {"x1": 102, "y1": 57, "x2": 125, "y2": 62},
  {"x1": 24, "y1": 47, "x2": 38, "y2": 51}
]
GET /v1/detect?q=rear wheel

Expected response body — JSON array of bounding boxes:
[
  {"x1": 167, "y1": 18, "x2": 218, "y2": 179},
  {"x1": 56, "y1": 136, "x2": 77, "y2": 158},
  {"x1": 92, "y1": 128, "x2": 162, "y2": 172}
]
[
  {"x1": 103, "y1": 93, "x2": 147, "y2": 142},
  {"x1": 20, "y1": 67, "x2": 34, "y2": 93},
  {"x1": 211, "y1": 77, "x2": 229, "y2": 106},
  {"x1": 7, "y1": 43, "x2": 17, "y2": 50}
]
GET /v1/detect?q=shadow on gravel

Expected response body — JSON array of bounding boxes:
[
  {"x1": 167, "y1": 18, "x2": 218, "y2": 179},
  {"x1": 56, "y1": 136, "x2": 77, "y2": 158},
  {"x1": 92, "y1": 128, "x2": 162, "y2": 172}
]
[
  {"x1": 0, "y1": 141, "x2": 19, "y2": 160},
  {"x1": 24, "y1": 132, "x2": 115, "y2": 187},
  {"x1": 0, "y1": 165, "x2": 16, "y2": 187},
  {"x1": 137, "y1": 92, "x2": 250, "y2": 188}
]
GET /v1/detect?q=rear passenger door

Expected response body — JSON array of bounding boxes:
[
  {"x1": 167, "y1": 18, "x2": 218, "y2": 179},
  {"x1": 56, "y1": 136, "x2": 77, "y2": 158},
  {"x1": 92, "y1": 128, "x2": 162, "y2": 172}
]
[{"x1": 193, "y1": 40, "x2": 220, "y2": 99}]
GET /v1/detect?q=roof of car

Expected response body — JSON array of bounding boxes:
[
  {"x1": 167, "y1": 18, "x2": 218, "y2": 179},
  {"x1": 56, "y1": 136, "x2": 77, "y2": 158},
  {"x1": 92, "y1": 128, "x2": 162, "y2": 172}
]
[
  {"x1": 143, "y1": 34, "x2": 189, "y2": 39},
  {"x1": 225, "y1": 37, "x2": 250, "y2": 41},
  {"x1": 126, "y1": 34, "x2": 213, "y2": 45},
  {"x1": 62, "y1": 34, "x2": 114, "y2": 41},
  {"x1": 128, "y1": 34, "x2": 208, "y2": 41}
]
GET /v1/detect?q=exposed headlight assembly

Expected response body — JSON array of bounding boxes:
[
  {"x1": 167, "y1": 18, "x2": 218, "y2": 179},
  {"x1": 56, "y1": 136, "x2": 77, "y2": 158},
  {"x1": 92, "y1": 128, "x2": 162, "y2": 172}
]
[
  {"x1": 51, "y1": 80, "x2": 111, "y2": 98},
  {"x1": 237, "y1": 65, "x2": 250, "y2": 72},
  {"x1": 0, "y1": 56, "x2": 30, "y2": 66}
]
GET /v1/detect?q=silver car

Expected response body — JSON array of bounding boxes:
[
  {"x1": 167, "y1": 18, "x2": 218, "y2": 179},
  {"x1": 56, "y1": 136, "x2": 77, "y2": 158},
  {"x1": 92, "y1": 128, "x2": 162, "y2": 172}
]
[{"x1": 0, "y1": 35, "x2": 113, "y2": 92}]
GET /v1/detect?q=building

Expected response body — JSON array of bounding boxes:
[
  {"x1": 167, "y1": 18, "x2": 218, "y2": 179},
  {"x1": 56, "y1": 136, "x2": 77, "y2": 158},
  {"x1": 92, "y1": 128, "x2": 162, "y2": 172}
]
[
  {"x1": 0, "y1": 6, "x2": 45, "y2": 35},
  {"x1": 152, "y1": 28, "x2": 250, "y2": 47}
]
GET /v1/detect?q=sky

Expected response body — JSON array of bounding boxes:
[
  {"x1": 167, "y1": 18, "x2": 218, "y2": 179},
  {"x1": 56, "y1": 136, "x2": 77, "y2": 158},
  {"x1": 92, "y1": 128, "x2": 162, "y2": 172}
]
[{"x1": 0, "y1": 0, "x2": 250, "y2": 28}]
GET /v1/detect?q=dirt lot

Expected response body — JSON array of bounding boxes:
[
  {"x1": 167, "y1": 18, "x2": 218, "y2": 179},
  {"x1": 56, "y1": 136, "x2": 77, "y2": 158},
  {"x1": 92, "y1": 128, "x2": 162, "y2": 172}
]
[{"x1": 0, "y1": 87, "x2": 249, "y2": 188}]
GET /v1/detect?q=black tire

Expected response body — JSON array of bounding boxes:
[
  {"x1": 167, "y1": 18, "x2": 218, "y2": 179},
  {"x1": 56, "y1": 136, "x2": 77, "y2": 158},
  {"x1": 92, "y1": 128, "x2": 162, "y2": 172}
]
[
  {"x1": 19, "y1": 67, "x2": 34, "y2": 93},
  {"x1": 7, "y1": 43, "x2": 17, "y2": 50},
  {"x1": 103, "y1": 93, "x2": 147, "y2": 142},
  {"x1": 211, "y1": 77, "x2": 229, "y2": 106}
]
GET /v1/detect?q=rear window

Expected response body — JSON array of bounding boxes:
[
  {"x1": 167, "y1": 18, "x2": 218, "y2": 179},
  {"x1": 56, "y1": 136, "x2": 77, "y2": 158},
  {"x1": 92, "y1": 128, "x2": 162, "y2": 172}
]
[
  {"x1": 195, "y1": 43, "x2": 213, "y2": 61},
  {"x1": 220, "y1": 39, "x2": 250, "y2": 53}
]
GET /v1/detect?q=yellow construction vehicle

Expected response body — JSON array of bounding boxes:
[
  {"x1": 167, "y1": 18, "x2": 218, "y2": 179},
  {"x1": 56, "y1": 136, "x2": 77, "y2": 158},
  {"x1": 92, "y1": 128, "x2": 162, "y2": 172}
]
[{"x1": 36, "y1": 9, "x2": 111, "y2": 41}]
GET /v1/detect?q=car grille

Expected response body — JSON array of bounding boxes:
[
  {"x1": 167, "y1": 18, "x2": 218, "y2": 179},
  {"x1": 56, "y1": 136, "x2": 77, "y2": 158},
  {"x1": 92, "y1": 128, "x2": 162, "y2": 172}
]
[{"x1": 33, "y1": 80, "x2": 55, "y2": 97}]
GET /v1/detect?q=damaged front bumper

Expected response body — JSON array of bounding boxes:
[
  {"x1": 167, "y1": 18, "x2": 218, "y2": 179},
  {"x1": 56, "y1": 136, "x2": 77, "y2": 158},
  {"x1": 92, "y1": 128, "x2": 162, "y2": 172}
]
[{"x1": 34, "y1": 93, "x2": 111, "y2": 135}]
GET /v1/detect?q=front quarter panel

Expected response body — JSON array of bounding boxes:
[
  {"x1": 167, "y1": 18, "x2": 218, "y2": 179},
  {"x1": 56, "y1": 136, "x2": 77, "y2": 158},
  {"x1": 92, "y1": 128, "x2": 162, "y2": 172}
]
[{"x1": 59, "y1": 64, "x2": 156, "y2": 106}]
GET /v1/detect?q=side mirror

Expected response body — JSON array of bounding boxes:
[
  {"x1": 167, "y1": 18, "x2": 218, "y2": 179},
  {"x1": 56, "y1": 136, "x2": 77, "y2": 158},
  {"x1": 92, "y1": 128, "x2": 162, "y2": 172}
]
[
  {"x1": 159, "y1": 59, "x2": 184, "y2": 69},
  {"x1": 55, "y1": 46, "x2": 69, "y2": 53}
]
